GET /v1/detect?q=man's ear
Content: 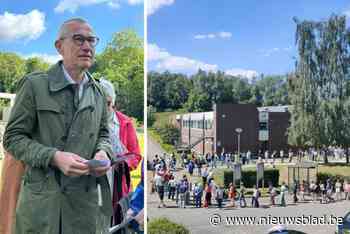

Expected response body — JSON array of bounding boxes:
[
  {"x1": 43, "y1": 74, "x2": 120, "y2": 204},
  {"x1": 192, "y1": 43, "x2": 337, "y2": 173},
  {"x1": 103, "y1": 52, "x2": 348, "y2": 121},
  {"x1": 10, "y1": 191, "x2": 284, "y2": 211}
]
[{"x1": 55, "y1": 40, "x2": 63, "y2": 55}]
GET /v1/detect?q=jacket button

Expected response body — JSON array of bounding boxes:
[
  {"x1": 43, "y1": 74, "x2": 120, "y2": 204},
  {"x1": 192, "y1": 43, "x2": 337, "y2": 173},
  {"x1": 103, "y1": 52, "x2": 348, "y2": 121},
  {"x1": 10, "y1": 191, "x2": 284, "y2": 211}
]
[{"x1": 61, "y1": 186, "x2": 66, "y2": 194}]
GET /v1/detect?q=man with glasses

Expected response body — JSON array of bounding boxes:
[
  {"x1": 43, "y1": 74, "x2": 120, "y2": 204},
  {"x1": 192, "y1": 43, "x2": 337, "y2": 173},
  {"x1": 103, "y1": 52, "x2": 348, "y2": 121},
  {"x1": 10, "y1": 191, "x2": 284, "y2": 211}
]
[{"x1": 3, "y1": 18, "x2": 113, "y2": 234}]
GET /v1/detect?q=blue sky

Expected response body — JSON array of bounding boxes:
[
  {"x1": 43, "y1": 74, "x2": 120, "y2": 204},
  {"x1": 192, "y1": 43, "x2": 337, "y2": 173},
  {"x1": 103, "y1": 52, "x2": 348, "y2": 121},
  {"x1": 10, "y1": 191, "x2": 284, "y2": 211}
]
[
  {"x1": 0, "y1": 0, "x2": 144, "y2": 63},
  {"x1": 147, "y1": 0, "x2": 350, "y2": 79}
]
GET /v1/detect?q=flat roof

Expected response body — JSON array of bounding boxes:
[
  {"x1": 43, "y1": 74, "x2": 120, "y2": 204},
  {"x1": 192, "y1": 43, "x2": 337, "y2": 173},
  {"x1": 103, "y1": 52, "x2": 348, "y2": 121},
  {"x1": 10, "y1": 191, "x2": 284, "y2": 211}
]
[
  {"x1": 258, "y1": 105, "x2": 290, "y2": 113},
  {"x1": 176, "y1": 112, "x2": 213, "y2": 120},
  {"x1": 176, "y1": 105, "x2": 291, "y2": 120}
]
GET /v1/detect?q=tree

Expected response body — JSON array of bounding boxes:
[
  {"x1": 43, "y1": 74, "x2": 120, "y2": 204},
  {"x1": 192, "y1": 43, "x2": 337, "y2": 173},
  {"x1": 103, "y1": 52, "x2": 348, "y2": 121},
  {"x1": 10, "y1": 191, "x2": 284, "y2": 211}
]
[
  {"x1": 288, "y1": 14, "x2": 350, "y2": 162},
  {"x1": 0, "y1": 52, "x2": 26, "y2": 92},
  {"x1": 25, "y1": 57, "x2": 50, "y2": 74},
  {"x1": 94, "y1": 29, "x2": 144, "y2": 121}
]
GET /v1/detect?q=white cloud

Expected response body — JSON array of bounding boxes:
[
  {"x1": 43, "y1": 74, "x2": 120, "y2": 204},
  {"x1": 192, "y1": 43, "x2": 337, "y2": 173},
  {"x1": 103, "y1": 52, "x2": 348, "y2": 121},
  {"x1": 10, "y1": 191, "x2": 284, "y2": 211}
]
[
  {"x1": 148, "y1": 43, "x2": 218, "y2": 73},
  {"x1": 194, "y1": 34, "x2": 207, "y2": 40},
  {"x1": 127, "y1": 0, "x2": 143, "y2": 5},
  {"x1": 218, "y1": 31, "x2": 232, "y2": 38},
  {"x1": 147, "y1": 0, "x2": 175, "y2": 16},
  {"x1": 148, "y1": 43, "x2": 170, "y2": 61},
  {"x1": 259, "y1": 46, "x2": 293, "y2": 57},
  {"x1": 225, "y1": 68, "x2": 259, "y2": 81},
  {"x1": 344, "y1": 10, "x2": 350, "y2": 18},
  {"x1": 23, "y1": 53, "x2": 62, "y2": 64},
  {"x1": 55, "y1": 0, "x2": 142, "y2": 13},
  {"x1": 107, "y1": 1, "x2": 121, "y2": 9},
  {"x1": 194, "y1": 31, "x2": 232, "y2": 40},
  {"x1": 0, "y1": 10, "x2": 45, "y2": 42},
  {"x1": 156, "y1": 56, "x2": 218, "y2": 72}
]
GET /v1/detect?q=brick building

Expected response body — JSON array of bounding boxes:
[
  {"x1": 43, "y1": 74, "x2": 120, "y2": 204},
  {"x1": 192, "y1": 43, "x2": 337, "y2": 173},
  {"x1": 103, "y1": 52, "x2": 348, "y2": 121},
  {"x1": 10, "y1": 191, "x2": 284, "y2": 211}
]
[{"x1": 176, "y1": 103, "x2": 290, "y2": 155}]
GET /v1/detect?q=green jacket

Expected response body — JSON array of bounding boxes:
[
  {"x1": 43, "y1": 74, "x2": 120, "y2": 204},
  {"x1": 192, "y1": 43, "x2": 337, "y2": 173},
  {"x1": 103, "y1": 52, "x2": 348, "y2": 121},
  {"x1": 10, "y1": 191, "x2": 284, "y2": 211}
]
[{"x1": 3, "y1": 61, "x2": 113, "y2": 234}]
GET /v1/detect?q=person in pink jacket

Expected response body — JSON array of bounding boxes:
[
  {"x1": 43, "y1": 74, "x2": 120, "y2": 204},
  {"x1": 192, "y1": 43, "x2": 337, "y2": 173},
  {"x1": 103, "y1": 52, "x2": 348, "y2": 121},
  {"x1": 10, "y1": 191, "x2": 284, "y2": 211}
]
[{"x1": 100, "y1": 78, "x2": 142, "y2": 228}]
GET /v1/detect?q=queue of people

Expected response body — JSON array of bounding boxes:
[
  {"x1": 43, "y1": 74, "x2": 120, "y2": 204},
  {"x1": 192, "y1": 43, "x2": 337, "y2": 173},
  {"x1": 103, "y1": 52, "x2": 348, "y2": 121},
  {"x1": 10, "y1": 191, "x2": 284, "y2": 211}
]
[{"x1": 150, "y1": 152, "x2": 350, "y2": 211}]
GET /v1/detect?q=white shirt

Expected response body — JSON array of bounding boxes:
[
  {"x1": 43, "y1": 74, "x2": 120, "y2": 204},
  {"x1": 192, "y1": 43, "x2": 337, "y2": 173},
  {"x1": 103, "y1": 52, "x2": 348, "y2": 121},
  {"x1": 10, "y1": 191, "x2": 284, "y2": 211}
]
[{"x1": 62, "y1": 64, "x2": 89, "y2": 100}]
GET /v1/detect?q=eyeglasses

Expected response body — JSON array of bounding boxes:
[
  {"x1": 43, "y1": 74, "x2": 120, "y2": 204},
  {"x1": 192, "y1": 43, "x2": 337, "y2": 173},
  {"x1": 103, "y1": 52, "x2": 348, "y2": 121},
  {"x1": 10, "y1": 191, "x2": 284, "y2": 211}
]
[{"x1": 61, "y1": 34, "x2": 100, "y2": 47}]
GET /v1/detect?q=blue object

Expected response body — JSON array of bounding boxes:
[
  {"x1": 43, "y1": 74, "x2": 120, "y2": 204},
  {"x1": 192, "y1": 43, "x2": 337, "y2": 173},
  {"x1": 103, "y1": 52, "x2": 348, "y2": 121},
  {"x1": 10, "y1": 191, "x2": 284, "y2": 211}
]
[{"x1": 129, "y1": 181, "x2": 144, "y2": 233}]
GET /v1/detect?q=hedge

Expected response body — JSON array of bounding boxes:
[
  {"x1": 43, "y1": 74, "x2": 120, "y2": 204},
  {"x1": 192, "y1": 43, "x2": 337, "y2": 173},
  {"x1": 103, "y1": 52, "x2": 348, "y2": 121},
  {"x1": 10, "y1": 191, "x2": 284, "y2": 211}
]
[
  {"x1": 148, "y1": 218, "x2": 190, "y2": 234},
  {"x1": 317, "y1": 172, "x2": 350, "y2": 183},
  {"x1": 223, "y1": 169, "x2": 279, "y2": 188}
]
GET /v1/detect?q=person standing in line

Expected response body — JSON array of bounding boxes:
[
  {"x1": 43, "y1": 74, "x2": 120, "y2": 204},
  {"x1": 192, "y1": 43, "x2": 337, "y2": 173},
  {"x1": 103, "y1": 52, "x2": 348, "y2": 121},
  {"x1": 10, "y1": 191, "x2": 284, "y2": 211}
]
[
  {"x1": 309, "y1": 180, "x2": 317, "y2": 202},
  {"x1": 216, "y1": 186, "x2": 224, "y2": 209},
  {"x1": 344, "y1": 180, "x2": 350, "y2": 200},
  {"x1": 3, "y1": 18, "x2": 113, "y2": 234},
  {"x1": 279, "y1": 182, "x2": 288, "y2": 207},
  {"x1": 99, "y1": 78, "x2": 142, "y2": 230},
  {"x1": 268, "y1": 183, "x2": 277, "y2": 206},
  {"x1": 178, "y1": 175, "x2": 189, "y2": 208},
  {"x1": 193, "y1": 183, "x2": 203, "y2": 208},
  {"x1": 335, "y1": 179, "x2": 342, "y2": 201},
  {"x1": 292, "y1": 180, "x2": 299, "y2": 203},
  {"x1": 239, "y1": 182, "x2": 247, "y2": 208},
  {"x1": 228, "y1": 183, "x2": 236, "y2": 207},
  {"x1": 154, "y1": 169, "x2": 166, "y2": 208},
  {"x1": 252, "y1": 185, "x2": 260, "y2": 208}
]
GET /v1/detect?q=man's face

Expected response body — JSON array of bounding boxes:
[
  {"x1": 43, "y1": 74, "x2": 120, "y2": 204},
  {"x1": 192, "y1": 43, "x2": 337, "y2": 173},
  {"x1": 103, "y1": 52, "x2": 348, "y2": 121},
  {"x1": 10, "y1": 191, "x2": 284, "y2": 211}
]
[{"x1": 56, "y1": 22, "x2": 97, "y2": 70}]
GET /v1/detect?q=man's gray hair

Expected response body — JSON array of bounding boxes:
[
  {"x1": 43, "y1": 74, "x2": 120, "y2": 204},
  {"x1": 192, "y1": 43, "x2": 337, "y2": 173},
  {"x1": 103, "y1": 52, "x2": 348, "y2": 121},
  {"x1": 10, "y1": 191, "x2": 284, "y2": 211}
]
[{"x1": 57, "y1": 18, "x2": 88, "y2": 40}]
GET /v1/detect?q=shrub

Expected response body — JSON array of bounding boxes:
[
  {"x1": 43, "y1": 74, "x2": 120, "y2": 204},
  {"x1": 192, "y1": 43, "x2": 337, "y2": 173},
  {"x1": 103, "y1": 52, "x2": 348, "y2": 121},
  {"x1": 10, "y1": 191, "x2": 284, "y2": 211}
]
[
  {"x1": 317, "y1": 172, "x2": 350, "y2": 183},
  {"x1": 223, "y1": 169, "x2": 279, "y2": 188},
  {"x1": 148, "y1": 218, "x2": 190, "y2": 234},
  {"x1": 155, "y1": 123, "x2": 180, "y2": 145},
  {"x1": 147, "y1": 105, "x2": 156, "y2": 127}
]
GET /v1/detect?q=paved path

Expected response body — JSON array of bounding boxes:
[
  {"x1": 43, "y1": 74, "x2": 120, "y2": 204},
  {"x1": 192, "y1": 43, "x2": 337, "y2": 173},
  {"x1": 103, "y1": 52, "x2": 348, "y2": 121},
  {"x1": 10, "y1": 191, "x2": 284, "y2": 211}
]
[
  {"x1": 148, "y1": 189, "x2": 349, "y2": 234},
  {"x1": 147, "y1": 133, "x2": 166, "y2": 161}
]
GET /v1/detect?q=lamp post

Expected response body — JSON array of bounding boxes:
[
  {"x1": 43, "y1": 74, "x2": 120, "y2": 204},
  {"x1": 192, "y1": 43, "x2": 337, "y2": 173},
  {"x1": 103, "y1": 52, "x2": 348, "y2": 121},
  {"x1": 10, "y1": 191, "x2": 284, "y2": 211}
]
[
  {"x1": 235, "y1": 128, "x2": 243, "y2": 163},
  {"x1": 233, "y1": 128, "x2": 243, "y2": 187}
]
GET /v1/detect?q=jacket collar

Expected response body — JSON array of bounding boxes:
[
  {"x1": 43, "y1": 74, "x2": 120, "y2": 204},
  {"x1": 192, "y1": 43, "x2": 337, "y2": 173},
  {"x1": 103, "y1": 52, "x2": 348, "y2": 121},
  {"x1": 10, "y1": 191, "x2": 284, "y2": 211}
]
[{"x1": 48, "y1": 60, "x2": 94, "y2": 92}]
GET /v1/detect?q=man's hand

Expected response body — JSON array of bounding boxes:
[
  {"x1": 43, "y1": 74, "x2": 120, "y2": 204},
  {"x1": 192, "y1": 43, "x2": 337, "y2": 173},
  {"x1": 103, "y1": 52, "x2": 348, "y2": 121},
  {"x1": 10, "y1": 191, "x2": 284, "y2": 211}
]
[
  {"x1": 90, "y1": 150, "x2": 111, "y2": 177},
  {"x1": 51, "y1": 151, "x2": 89, "y2": 177}
]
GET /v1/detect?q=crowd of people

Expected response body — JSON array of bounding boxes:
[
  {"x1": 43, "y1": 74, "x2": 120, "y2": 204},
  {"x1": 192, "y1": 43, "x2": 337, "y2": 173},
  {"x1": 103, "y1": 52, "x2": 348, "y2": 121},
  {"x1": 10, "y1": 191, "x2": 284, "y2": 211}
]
[{"x1": 149, "y1": 152, "x2": 350, "y2": 210}]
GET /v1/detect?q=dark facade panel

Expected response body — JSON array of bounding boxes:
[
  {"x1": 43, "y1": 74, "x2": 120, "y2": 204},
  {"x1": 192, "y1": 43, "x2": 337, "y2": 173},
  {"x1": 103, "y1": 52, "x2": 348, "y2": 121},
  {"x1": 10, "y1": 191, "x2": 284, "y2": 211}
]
[
  {"x1": 215, "y1": 103, "x2": 259, "y2": 154},
  {"x1": 268, "y1": 112, "x2": 290, "y2": 152}
]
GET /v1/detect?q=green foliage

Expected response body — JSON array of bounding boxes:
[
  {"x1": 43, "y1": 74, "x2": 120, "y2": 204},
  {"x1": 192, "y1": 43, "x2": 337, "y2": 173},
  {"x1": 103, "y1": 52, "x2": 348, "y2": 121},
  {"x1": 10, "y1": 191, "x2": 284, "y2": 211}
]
[
  {"x1": 148, "y1": 218, "x2": 190, "y2": 234},
  {"x1": 0, "y1": 53, "x2": 50, "y2": 93},
  {"x1": 147, "y1": 105, "x2": 157, "y2": 127},
  {"x1": 25, "y1": 57, "x2": 50, "y2": 74},
  {"x1": 317, "y1": 172, "x2": 350, "y2": 183},
  {"x1": 223, "y1": 169, "x2": 279, "y2": 188},
  {"x1": 0, "y1": 52, "x2": 26, "y2": 92},
  {"x1": 148, "y1": 69, "x2": 290, "y2": 113},
  {"x1": 154, "y1": 122, "x2": 180, "y2": 145},
  {"x1": 288, "y1": 14, "x2": 350, "y2": 150},
  {"x1": 148, "y1": 71, "x2": 191, "y2": 111},
  {"x1": 93, "y1": 29, "x2": 144, "y2": 121}
]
